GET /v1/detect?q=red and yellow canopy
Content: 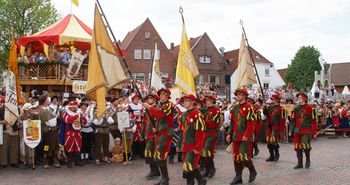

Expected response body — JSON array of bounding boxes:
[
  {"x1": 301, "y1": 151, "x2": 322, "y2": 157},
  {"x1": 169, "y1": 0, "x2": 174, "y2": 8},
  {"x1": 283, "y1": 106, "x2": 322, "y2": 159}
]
[{"x1": 17, "y1": 14, "x2": 92, "y2": 53}]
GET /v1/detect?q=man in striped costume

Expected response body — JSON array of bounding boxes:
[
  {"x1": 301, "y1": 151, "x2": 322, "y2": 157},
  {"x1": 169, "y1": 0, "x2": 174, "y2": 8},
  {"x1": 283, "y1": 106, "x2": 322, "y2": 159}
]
[
  {"x1": 201, "y1": 91, "x2": 220, "y2": 179},
  {"x1": 142, "y1": 94, "x2": 160, "y2": 179},
  {"x1": 289, "y1": 92, "x2": 318, "y2": 169},
  {"x1": 180, "y1": 94, "x2": 206, "y2": 185},
  {"x1": 227, "y1": 87, "x2": 257, "y2": 184},
  {"x1": 143, "y1": 88, "x2": 174, "y2": 185}
]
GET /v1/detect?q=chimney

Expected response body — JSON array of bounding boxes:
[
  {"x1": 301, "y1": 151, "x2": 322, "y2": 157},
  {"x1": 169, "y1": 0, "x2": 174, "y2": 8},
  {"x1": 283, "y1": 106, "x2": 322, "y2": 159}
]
[
  {"x1": 170, "y1": 43, "x2": 174, "y2": 51},
  {"x1": 219, "y1": 47, "x2": 225, "y2": 57}
]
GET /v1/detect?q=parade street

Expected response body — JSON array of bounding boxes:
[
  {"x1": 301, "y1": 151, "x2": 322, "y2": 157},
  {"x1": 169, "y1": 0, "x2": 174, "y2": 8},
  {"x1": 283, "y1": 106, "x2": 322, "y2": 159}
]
[{"x1": 0, "y1": 137, "x2": 349, "y2": 185}]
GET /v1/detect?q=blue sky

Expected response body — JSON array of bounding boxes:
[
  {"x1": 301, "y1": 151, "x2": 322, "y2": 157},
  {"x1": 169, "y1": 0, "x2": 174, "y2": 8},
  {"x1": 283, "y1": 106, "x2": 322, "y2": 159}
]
[{"x1": 52, "y1": 0, "x2": 350, "y2": 69}]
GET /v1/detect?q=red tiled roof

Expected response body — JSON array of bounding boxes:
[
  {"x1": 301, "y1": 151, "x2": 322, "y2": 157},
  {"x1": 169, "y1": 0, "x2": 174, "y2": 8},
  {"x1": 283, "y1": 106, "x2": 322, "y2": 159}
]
[
  {"x1": 277, "y1": 68, "x2": 287, "y2": 81},
  {"x1": 121, "y1": 20, "x2": 145, "y2": 49},
  {"x1": 331, "y1": 62, "x2": 350, "y2": 86},
  {"x1": 223, "y1": 46, "x2": 273, "y2": 72},
  {"x1": 171, "y1": 34, "x2": 203, "y2": 60},
  {"x1": 223, "y1": 49, "x2": 239, "y2": 71}
]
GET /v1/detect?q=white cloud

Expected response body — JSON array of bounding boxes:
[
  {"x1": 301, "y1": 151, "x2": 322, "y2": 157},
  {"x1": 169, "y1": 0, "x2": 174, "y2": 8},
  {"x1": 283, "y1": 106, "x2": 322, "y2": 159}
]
[{"x1": 52, "y1": 0, "x2": 350, "y2": 69}]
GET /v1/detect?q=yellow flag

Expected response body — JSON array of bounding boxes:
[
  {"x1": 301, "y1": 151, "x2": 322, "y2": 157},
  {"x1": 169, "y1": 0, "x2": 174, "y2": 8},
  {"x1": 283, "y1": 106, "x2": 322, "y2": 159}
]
[
  {"x1": 86, "y1": 5, "x2": 128, "y2": 117},
  {"x1": 20, "y1": 46, "x2": 25, "y2": 57},
  {"x1": 233, "y1": 34, "x2": 257, "y2": 89},
  {"x1": 8, "y1": 32, "x2": 23, "y2": 105},
  {"x1": 43, "y1": 42, "x2": 49, "y2": 58},
  {"x1": 71, "y1": 0, "x2": 79, "y2": 7},
  {"x1": 174, "y1": 20, "x2": 199, "y2": 96}
]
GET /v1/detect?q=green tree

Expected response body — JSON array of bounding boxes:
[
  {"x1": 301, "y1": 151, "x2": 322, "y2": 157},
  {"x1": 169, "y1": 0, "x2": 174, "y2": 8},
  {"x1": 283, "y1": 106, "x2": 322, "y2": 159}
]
[
  {"x1": 285, "y1": 46, "x2": 322, "y2": 92},
  {"x1": 0, "y1": 0, "x2": 60, "y2": 69}
]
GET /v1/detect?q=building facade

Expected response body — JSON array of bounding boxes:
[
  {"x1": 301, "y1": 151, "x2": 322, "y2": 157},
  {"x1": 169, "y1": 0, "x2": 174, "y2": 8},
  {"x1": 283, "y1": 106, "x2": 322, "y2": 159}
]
[
  {"x1": 171, "y1": 33, "x2": 233, "y2": 96},
  {"x1": 121, "y1": 18, "x2": 175, "y2": 84}
]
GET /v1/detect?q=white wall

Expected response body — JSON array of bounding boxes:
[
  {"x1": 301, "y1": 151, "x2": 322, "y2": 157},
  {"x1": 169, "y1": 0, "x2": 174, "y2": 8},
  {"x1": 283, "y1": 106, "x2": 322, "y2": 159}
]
[{"x1": 230, "y1": 62, "x2": 285, "y2": 99}]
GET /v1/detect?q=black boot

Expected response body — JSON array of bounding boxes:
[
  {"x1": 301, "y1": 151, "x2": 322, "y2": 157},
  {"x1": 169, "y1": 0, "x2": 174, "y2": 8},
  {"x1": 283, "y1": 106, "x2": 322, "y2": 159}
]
[
  {"x1": 67, "y1": 153, "x2": 73, "y2": 168},
  {"x1": 198, "y1": 157, "x2": 205, "y2": 172},
  {"x1": 202, "y1": 158, "x2": 209, "y2": 177},
  {"x1": 178, "y1": 152, "x2": 183, "y2": 162},
  {"x1": 244, "y1": 160, "x2": 257, "y2": 183},
  {"x1": 294, "y1": 150, "x2": 303, "y2": 169},
  {"x1": 265, "y1": 145, "x2": 275, "y2": 162},
  {"x1": 207, "y1": 157, "x2": 216, "y2": 179},
  {"x1": 168, "y1": 157, "x2": 174, "y2": 164},
  {"x1": 305, "y1": 149, "x2": 311, "y2": 169},
  {"x1": 145, "y1": 161, "x2": 161, "y2": 179},
  {"x1": 75, "y1": 153, "x2": 84, "y2": 166},
  {"x1": 154, "y1": 160, "x2": 169, "y2": 185},
  {"x1": 274, "y1": 145, "x2": 280, "y2": 161},
  {"x1": 195, "y1": 169, "x2": 207, "y2": 185},
  {"x1": 230, "y1": 162, "x2": 243, "y2": 184},
  {"x1": 185, "y1": 171, "x2": 195, "y2": 185},
  {"x1": 253, "y1": 142, "x2": 259, "y2": 156}
]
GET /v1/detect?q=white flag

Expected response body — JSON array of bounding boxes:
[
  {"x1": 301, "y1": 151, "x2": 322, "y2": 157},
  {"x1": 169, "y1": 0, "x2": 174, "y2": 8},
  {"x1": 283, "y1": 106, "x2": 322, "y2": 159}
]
[
  {"x1": 233, "y1": 34, "x2": 257, "y2": 90},
  {"x1": 67, "y1": 51, "x2": 86, "y2": 79},
  {"x1": 150, "y1": 42, "x2": 165, "y2": 91},
  {"x1": 3, "y1": 70, "x2": 19, "y2": 125}
]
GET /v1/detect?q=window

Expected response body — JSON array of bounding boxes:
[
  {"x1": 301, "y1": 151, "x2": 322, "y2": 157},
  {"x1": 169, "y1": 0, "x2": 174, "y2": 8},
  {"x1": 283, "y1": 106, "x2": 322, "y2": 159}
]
[
  {"x1": 132, "y1": 73, "x2": 145, "y2": 82},
  {"x1": 265, "y1": 69, "x2": 270, "y2": 76},
  {"x1": 145, "y1": 32, "x2": 151, "y2": 39},
  {"x1": 208, "y1": 75, "x2": 219, "y2": 85},
  {"x1": 134, "y1": 49, "x2": 142, "y2": 60},
  {"x1": 263, "y1": 83, "x2": 269, "y2": 89},
  {"x1": 143, "y1": 49, "x2": 151, "y2": 60},
  {"x1": 199, "y1": 56, "x2": 211, "y2": 64}
]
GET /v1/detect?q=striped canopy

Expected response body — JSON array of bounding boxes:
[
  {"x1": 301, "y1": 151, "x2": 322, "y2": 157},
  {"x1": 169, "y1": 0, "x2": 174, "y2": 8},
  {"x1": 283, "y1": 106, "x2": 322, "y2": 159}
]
[{"x1": 17, "y1": 14, "x2": 92, "y2": 51}]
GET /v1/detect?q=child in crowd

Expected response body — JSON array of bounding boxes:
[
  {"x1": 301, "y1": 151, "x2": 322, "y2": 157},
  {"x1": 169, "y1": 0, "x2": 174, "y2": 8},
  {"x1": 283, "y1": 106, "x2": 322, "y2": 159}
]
[{"x1": 111, "y1": 138, "x2": 124, "y2": 163}]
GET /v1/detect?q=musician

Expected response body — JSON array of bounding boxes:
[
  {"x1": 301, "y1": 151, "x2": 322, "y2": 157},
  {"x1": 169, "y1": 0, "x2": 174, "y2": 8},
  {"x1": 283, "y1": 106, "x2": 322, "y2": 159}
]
[
  {"x1": 63, "y1": 101, "x2": 83, "y2": 168},
  {"x1": 79, "y1": 102, "x2": 93, "y2": 162},
  {"x1": 93, "y1": 100, "x2": 114, "y2": 165}
]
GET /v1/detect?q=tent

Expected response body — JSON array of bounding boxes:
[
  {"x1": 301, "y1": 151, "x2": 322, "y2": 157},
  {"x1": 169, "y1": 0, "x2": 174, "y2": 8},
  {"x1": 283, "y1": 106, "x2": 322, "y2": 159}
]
[
  {"x1": 342, "y1": 86, "x2": 350, "y2": 95},
  {"x1": 17, "y1": 14, "x2": 92, "y2": 53}
]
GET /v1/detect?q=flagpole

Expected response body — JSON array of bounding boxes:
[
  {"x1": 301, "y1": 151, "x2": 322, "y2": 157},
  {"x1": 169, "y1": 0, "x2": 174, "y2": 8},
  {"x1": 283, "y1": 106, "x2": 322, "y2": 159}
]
[
  {"x1": 239, "y1": 20, "x2": 265, "y2": 101},
  {"x1": 95, "y1": 0, "x2": 146, "y2": 99},
  {"x1": 149, "y1": 37, "x2": 158, "y2": 90},
  {"x1": 95, "y1": 0, "x2": 156, "y2": 127},
  {"x1": 178, "y1": 6, "x2": 198, "y2": 97}
]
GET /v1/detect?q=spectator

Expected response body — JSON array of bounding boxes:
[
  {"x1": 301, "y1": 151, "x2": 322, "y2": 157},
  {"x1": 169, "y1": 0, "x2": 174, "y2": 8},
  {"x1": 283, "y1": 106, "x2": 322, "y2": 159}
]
[
  {"x1": 36, "y1": 52, "x2": 46, "y2": 63},
  {"x1": 60, "y1": 48, "x2": 71, "y2": 63},
  {"x1": 83, "y1": 50, "x2": 89, "y2": 64}
]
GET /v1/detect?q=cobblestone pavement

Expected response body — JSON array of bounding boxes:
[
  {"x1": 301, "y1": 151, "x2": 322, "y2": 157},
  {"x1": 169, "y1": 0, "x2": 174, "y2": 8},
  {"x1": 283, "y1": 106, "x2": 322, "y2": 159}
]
[{"x1": 1, "y1": 137, "x2": 350, "y2": 185}]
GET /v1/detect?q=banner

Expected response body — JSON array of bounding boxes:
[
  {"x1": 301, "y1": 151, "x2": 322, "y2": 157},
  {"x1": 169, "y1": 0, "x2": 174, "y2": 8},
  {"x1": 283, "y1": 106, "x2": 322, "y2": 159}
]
[
  {"x1": 150, "y1": 42, "x2": 165, "y2": 91},
  {"x1": 232, "y1": 34, "x2": 257, "y2": 90},
  {"x1": 3, "y1": 70, "x2": 19, "y2": 125},
  {"x1": 23, "y1": 120, "x2": 41, "y2": 148},
  {"x1": 86, "y1": 5, "x2": 128, "y2": 118},
  {"x1": 174, "y1": 13, "x2": 199, "y2": 96},
  {"x1": 67, "y1": 51, "x2": 86, "y2": 79},
  {"x1": 72, "y1": 81, "x2": 87, "y2": 94},
  {"x1": 117, "y1": 111, "x2": 130, "y2": 129}
]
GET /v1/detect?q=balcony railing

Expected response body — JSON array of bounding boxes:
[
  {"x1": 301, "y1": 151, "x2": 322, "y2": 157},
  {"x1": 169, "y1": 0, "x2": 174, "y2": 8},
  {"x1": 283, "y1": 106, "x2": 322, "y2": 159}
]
[{"x1": 18, "y1": 62, "x2": 88, "y2": 81}]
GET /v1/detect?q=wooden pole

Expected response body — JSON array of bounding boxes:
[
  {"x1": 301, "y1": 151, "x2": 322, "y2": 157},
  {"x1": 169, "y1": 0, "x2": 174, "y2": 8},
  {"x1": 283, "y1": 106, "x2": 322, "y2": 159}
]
[
  {"x1": 123, "y1": 129, "x2": 129, "y2": 165},
  {"x1": 95, "y1": 0, "x2": 153, "y2": 117},
  {"x1": 240, "y1": 20, "x2": 265, "y2": 102},
  {"x1": 32, "y1": 148, "x2": 35, "y2": 170}
]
